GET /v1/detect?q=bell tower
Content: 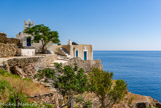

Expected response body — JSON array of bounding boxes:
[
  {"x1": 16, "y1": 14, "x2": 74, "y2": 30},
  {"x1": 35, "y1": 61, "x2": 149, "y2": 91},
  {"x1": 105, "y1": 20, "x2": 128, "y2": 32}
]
[{"x1": 24, "y1": 19, "x2": 34, "y2": 29}]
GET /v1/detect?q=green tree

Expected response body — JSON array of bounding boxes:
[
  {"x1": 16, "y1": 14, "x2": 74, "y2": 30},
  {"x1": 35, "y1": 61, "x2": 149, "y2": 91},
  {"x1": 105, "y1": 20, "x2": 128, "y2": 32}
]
[
  {"x1": 88, "y1": 68, "x2": 127, "y2": 108},
  {"x1": 55, "y1": 65, "x2": 88, "y2": 108},
  {"x1": 24, "y1": 24, "x2": 60, "y2": 53}
]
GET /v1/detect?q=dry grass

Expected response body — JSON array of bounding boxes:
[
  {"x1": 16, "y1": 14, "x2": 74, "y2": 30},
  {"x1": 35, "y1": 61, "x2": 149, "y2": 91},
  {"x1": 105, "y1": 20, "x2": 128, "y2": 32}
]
[{"x1": 0, "y1": 71, "x2": 50, "y2": 97}]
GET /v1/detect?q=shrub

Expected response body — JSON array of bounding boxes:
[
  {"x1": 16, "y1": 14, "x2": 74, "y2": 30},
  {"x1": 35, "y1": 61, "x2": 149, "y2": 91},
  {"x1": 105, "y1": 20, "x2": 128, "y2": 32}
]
[
  {"x1": 75, "y1": 96, "x2": 92, "y2": 108},
  {"x1": 110, "y1": 80, "x2": 127, "y2": 103},
  {"x1": 88, "y1": 68, "x2": 127, "y2": 108},
  {"x1": 54, "y1": 63, "x2": 63, "y2": 73},
  {"x1": 34, "y1": 68, "x2": 55, "y2": 82},
  {"x1": 83, "y1": 101, "x2": 92, "y2": 108},
  {"x1": 55, "y1": 65, "x2": 88, "y2": 108}
]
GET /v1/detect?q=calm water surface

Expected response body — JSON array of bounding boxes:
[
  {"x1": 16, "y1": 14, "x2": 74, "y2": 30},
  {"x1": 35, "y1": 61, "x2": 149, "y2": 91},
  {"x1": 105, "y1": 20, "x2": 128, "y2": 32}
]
[{"x1": 93, "y1": 51, "x2": 161, "y2": 102}]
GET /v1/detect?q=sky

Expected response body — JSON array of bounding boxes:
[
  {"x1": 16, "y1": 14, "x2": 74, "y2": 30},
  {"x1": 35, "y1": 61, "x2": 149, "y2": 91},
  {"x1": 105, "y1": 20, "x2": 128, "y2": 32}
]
[{"x1": 0, "y1": 0, "x2": 161, "y2": 50}]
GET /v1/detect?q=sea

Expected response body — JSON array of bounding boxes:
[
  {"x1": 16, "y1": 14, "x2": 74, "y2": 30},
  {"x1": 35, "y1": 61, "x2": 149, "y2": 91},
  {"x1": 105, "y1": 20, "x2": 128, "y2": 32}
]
[{"x1": 93, "y1": 51, "x2": 161, "y2": 102}]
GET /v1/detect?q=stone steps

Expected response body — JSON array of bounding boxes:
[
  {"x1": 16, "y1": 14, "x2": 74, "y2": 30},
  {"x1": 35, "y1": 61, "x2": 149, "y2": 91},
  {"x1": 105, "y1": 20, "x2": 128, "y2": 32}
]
[{"x1": 48, "y1": 59, "x2": 68, "y2": 68}]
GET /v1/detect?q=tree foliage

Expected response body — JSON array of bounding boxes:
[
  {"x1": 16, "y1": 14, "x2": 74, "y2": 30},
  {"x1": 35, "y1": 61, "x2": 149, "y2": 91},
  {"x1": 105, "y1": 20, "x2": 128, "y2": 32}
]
[
  {"x1": 55, "y1": 64, "x2": 88, "y2": 108},
  {"x1": 34, "y1": 68, "x2": 56, "y2": 82},
  {"x1": 88, "y1": 68, "x2": 127, "y2": 108},
  {"x1": 54, "y1": 63, "x2": 63, "y2": 73},
  {"x1": 24, "y1": 24, "x2": 60, "y2": 53},
  {"x1": 33, "y1": 64, "x2": 127, "y2": 108},
  {"x1": 110, "y1": 80, "x2": 127, "y2": 103}
]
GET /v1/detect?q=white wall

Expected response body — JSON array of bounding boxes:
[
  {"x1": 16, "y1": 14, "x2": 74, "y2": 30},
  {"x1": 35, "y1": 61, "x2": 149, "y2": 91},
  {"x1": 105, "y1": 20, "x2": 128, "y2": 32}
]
[{"x1": 21, "y1": 49, "x2": 35, "y2": 56}]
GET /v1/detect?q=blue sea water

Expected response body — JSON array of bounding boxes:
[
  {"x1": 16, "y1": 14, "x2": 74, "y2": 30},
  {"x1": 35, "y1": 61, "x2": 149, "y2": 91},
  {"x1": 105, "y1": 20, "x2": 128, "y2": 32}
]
[{"x1": 93, "y1": 51, "x2": 161, "y2": 102}]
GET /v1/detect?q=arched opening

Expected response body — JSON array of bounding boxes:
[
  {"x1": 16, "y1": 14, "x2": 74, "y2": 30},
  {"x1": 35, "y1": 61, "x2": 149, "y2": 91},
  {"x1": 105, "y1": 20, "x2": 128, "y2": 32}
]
[
  {"x1": 76, "y1": 50, "x2": 78, "y2": 58},
  {"x1": 84, "y1": 51, "x2": 87, "y2": 60},
  {"x1": 73, "y1": 48, "x2": 75, "y2": 57}
]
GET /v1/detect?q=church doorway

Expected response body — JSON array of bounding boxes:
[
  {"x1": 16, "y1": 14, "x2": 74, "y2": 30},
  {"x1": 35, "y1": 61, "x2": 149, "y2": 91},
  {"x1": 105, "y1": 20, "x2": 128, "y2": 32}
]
[{"x1": 27, "y1": 37, "x2": 31, "y2": 46}]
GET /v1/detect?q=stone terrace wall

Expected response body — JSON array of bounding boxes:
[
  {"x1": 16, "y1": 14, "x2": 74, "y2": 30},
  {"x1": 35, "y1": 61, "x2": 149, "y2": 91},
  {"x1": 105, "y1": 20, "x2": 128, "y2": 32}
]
[
  {"x1": 0, "y1": 33, "x2": 22, "y2": 57},
  {"x1": 37, "y1": 54, "x2": 58, "y2": 68},
  {"x1": 0, "y1": 43, "x2": 18, "y2": 57},
  {"x1": 0, "y1": 33, "x2": 7, "y2": 43},
  {"x1": 3, "y1": 54, "x2": 57, "y2": 78},
  {"x1": 64, "y1": 58, "x2": 103, "y2": 72},
  {"x1": 0, "y1": 32, "x2": 21, "y2": 47}
]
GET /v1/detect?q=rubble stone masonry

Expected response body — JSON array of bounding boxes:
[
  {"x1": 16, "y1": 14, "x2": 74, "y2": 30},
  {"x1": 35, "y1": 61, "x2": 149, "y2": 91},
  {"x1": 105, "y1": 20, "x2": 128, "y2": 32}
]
[
  {"x1": 0, "y1": 43, "x2": 18, "y2": 57},
  {"x1": 0, "y1": 33, "x2": 21, "y2": 57},
  {"x1": 0, "y1": 33, "x2": 21, "y2": 47}
]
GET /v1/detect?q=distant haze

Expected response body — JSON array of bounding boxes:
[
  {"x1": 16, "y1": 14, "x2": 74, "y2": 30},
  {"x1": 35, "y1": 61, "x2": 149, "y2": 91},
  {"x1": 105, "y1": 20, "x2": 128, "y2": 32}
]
[{"x1": 0, "y1": 0, "x2": 161, "y2": 50}]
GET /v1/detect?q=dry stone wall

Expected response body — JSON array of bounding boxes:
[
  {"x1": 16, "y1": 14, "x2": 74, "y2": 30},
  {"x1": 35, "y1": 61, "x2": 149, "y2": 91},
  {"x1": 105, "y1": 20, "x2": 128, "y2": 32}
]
[
  {"x1": 0, "y1": 33, "x2": 21, "y2": 47},
  {"x1": 64, "y1": 57, "x2": 103, "y2": 72},
  {"x1": 0, "y1": 33, "x2": 7, "y2": 43},
  {"x1": 0, "y1": 33, "x2": 22, "y2": 57},
  {"x1": 3, "y1": 54, "x2": 57, "y2": 78},
  {"x1": 0, "y1": 43, "x2": 18, "y2": 57}
]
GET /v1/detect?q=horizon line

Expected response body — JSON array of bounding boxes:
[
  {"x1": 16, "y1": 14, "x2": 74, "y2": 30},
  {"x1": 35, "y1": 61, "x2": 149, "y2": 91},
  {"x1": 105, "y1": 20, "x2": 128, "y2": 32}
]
[{"x1": 93, "y1": 50, "x2": 161, "y2": 51}]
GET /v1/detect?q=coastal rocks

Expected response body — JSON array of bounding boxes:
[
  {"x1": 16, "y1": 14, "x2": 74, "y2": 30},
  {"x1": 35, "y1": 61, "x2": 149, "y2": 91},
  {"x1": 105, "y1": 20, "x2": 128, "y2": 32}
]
[
  {"x1": 64, "y1": 57, "x2": 103, "y2": 72},
  {"x1": 135, "y1": 101, "x2": 161, "y2": 108},
  {"x1": 135, "y1": 102, "x2": 148, "y2": 108},
  {"x1": 156, "y1": 102, "x2": 161, "y2": 108}
]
